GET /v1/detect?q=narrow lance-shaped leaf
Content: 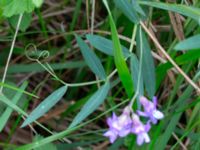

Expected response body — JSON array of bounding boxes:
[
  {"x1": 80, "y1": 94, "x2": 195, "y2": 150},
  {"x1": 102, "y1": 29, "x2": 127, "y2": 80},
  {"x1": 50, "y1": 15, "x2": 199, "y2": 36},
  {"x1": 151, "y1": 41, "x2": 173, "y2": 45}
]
[
  {"x1": 86, "y1": 34, "x2": 130, "y2": 58},
  {"x1": 75, "y1": 34, "x2": 106, "y2": 80},
  {"x1": 130, "y1": 54, "x2": 144, "y2": 98},
  {"x1": 139, "y1": 1, "x2": 200, "y2": 23},
  {"x1": 103, "y1": 0, "x2": 134, "y2": 98},
  {"x1": 21, "y1": 86, "x2": 68, "y2": 127},
  {"x1": 69, "y1": 81, "x2": 110, "y2": 128},
  {"x1": 136, "y1": 27, "x2": 156, "y2": 98},
  {"x1": 114, "y1": 0, "x2": 140, "y2": 24},
  {"x1": 174, "y1": 34, "x2": 200, "y2": 50},
  {"x1": 131, "y1": 0, "x2": 145, "y2": 16},
  {"x1": 0, "y1": 82, "x2": 28, "y2": 132}
]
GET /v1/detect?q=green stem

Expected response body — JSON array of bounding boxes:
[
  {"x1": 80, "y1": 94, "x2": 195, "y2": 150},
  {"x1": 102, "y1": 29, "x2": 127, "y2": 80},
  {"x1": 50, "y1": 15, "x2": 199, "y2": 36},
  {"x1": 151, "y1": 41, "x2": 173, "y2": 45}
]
[{"x1": 0, "y1": 14, "x2": 23, "y2": 93}]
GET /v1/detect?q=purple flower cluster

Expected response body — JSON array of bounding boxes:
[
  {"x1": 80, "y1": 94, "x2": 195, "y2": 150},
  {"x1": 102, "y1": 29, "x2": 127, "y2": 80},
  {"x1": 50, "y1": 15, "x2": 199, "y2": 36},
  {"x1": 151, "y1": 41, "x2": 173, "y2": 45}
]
[{"x1": 104, "y1": 96, "x2": 164, "y2": 146}]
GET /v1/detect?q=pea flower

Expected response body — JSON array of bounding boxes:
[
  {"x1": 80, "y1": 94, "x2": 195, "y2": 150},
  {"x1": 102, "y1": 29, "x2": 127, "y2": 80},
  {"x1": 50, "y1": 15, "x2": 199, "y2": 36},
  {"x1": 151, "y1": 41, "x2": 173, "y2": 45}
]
[
  {"x1": 137, "y1": 96, "x2": 164, "y2": 124},
  {"x1": 131, "y1": 114, "x2": 151, "y2": 145},
  {"x1": 103, "y1": 106, "x2": 132, "y2": 143}
]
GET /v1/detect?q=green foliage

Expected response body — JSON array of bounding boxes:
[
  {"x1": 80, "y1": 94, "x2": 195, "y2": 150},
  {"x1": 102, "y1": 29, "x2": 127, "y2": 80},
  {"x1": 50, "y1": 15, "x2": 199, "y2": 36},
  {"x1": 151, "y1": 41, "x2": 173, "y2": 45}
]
[
  {"x1": 114, "y1": 0, "x2": 140, "y2": 24},
  {"x1": 139, "y1": 1, "x2": 200, "y2": 23},
  {"x1": 33, "y1": 135, "x2": 57, "y2": 150},
  {"x1": 75, "y1": 34, "x2": 107, "y2": 80},
  {"x1": 21, "y1": 86, "x2": 68, "y2": 127},
  {"x1": 0, "y1": 82, "x2": 27, "y2": 132},
  {"x1": 1, "y1": 0, "x2": 43, "y2": 17},
  {"x1": 130, "y1": 54, "x2": 144, "y2": 98},
  {"x1": 86, "y1": 34, "x2": 130, "y2": 58},
  {"x1": 7, "y1": 61, "x2": 86, "y2": 74},
  {"x1": 31, "y1": 0, "x2": 43, "y2": 8},
  {"x1": 1, "y1": 0, "x2": 200, "y2": 149},
  {"x1": 103, "y1": 0, "x2": 134, "y2": 98},
  {"x1": 69, "y1": 81, "x2": 110, "y2": 128},
  {"x1": 136, "y1": 28, "x2": 156, "y2": 98},
  {"x1": 8, "y1": 13, "x2": 32, "y2": 31},
  {"x1": 174, "y1": 34, "x2": 200, "y2": 50}
]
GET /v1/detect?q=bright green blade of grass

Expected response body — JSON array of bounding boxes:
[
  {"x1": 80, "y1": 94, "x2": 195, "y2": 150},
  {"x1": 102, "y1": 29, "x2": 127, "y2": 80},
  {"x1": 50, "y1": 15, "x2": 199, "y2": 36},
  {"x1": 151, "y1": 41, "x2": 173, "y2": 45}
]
[
  {"x1": 75, "y1": 34, "x2": 106, "y2": 80},
  {"x1": 21, "y1": 86, "x2": 68, "y2": 127},
  {"x1": 69, "y1": 81, "x2": 110, "y2": 128},
  {"x1": 0, "y1": 82, "x2": 38, "y2": 98},
  {"x1": 0, "y1": 82, "x2": 28, "y2": 132},
  {"x1": 103, "y1": 0, "x2": 134, "y2": 98},
  {"x1": 174, "y1": 34, "x2": 200, "y2": 50}
]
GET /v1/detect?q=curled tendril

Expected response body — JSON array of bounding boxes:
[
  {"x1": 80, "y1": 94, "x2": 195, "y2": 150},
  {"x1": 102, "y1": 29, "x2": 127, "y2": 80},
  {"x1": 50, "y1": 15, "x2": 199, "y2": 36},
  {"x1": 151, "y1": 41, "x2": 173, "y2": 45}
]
[{"x1": 25, "y1": 43, "x2": 50, "y2": 61}]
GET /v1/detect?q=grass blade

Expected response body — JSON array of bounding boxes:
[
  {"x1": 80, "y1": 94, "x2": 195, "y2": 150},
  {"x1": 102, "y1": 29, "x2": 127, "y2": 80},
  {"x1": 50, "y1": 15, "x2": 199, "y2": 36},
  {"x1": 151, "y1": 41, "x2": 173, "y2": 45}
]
[
  {"x1": 103, "y1": 0, "x2": 134, "y2": 98},
  {"x1": 0, "y1": 82, "x2": 28, "y2": 132}
]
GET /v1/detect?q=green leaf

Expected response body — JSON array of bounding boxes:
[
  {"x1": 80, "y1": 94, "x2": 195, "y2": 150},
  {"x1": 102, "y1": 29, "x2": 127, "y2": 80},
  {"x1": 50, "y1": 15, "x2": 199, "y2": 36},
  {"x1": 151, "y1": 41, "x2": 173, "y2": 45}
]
[
  {"x1": 174, "y1": 34, "x2": 200, "y2": 50},
  {"x1": 130, "y1": 54, "x2": 144, "y2": 98},
  {"x1": 139, "y1": 1, "x2": 200, "y2": 22},
  {"x1": 176, "y1": 49, "x2": 200, "y2": 64},
  {"x1": 69, "y1": 81, "x2": 110, "y2": 128},
  {"x1": 8, "y1": 13, "x2": 32, "y2": 31},
  {"x1": 8, "y1": 61, "x2": 86, "y2": 74},
  {"x1": 21, "y1": 86, "x2": 68, "y2": 127},
  {"x1": 131, "y1": 0, "x2": 145, "y2": 16},
  {"x1": 114, "y1": 0, "x2": 140, "y2": 24},
  {"x1": 3, "y1": 0, "x2": 35, "y2": 17},
  {"x1": 0, "y1": 82, "x2": 28, "y2": 132},
  {"x1": 103, "y1": 0, "x2": 134, "y2": 98},
  {"x1": 32, "y1": 0, "x2": 43, "y2": 8},
  {"x1": 0, "y1": 82, "x2": 38, "y2": 98},
  {"x1": 0, "y1": 0, "x2": 11, "y2": 6},
  {"x1": 33, "y1": 135, "x2": 57, "y2": 150},
  {"x1": 136, "y1": 28, "x2": 156, "y2": 98},
  {"x1": 86, "y1": 34, "x2": 130, "y2": 58},
  {"x1": 75, "y1": 34, "x2": 106, "y2": 80}
]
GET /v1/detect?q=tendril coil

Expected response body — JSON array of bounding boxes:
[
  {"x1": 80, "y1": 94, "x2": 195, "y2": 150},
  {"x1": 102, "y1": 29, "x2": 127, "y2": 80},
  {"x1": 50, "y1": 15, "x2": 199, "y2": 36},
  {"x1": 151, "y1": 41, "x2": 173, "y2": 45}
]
[{"x1": 25, "y1": 43, "x2": 50, "y2": 61}]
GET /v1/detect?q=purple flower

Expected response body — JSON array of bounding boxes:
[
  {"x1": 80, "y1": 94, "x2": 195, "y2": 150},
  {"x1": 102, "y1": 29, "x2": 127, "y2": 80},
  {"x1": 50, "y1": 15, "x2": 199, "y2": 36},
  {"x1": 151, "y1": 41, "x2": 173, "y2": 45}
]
[
  {"x1": 138, "y1": 96, "x2": 164, "y2": 124},
  {"x1": 131, "y1": 114, "x2": 151, "y2": 145},
  {"x1": 104, "y1": 106, "x2": 132, "y2": 143}
]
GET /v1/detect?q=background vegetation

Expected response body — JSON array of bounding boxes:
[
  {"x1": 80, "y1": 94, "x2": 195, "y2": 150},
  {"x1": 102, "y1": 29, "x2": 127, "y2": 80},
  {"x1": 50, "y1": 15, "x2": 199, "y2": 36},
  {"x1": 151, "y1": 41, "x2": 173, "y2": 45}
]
[{"x1": 0, "y1": 0, "x2": 200, "y2": 149}]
